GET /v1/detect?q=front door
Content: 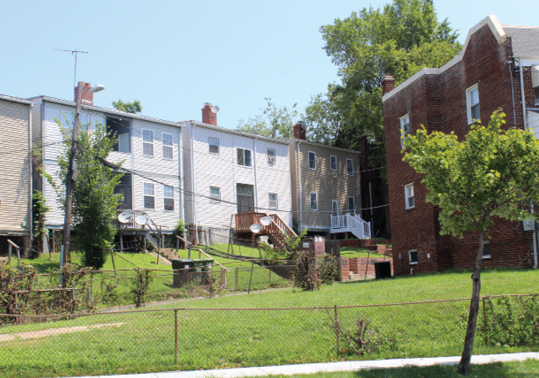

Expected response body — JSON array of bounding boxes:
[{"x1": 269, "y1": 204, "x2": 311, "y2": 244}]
[{"x1": 237, "y1": 183, "x2": 254, "y2": 214}]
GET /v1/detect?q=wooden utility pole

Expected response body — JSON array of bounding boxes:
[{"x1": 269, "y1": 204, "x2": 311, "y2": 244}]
[{"x1": 61, "y1": 81, "x2": 83, "y2": 268}]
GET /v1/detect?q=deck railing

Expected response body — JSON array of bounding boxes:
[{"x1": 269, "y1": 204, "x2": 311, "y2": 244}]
[{"x1": 330, "y1": 213, "x2": 371, "y2": 239}]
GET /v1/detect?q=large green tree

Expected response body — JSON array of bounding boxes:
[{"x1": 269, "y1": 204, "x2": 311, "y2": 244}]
[
  {"x1": 305, "y1": 0, "x2": 461, "y2": 162},
  {"x1": 403, "y1": 111, "x2": 539, "y2": 375},
  {"x1": 237, "y1": 98, "x2": 299, "y2": 138},
  {"x1": 51, "y1": 120, "x2": 124, "y2": 269}
]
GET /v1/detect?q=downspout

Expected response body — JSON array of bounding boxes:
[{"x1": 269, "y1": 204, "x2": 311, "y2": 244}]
[
  {"x1": 519, "y1": 58, "x2": 538, "y2": 269},
  {"x1": 296, "y1": 140, "x2": 303, "y2": 231},
  {"x1": 190, "y1": 122, "x2": 197, "y2": 235},
  {"x1": 253, "y1": 136, "x2": 259, "y2": 211},
  {"x1": 508, "y1": 60, "x2": 517, "y2": 128},
  {"x1": 179, "y1": 126, "x2": 185, "y2": 222}
]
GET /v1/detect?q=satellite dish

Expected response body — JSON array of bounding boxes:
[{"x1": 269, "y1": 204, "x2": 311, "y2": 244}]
[
  {"x1": 260, "y1": 216, "x2": 272, "y2": 226},
  {"x1": 210, "y1": 106, "x2": 220, "y2": 113},
  {"x1": 118, "y1": 211, "x2": 134, "y2": 224},
  {"x1": 249, "y1": 223, "x2": 262, "y2": 234},
  {"x1": 135, "y1": 214, "x2": 149, "y2": 225}
]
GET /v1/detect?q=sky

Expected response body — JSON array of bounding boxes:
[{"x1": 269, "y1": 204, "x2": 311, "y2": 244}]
[{"x1": 1, "y1": 0, "x2": 537, "y2": 129}]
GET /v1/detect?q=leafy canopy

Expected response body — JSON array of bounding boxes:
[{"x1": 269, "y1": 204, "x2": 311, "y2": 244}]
[
  {"x1": 112, "y1": 99, "x2": 142, "y2": 114},
  {"x1": 305, "y1": 0, "x2": 461, "y2": 163},
  {"x1": 237, "y1": 98, "x2": 298, "y2": 139},
  {"x1": 403, "y1": 110, "x2": 539, "y2": 237}
]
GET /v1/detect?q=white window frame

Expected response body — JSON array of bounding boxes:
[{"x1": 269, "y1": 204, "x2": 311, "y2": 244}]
[
  {"x1": 346, "y1": 158, "x2": 354, "y2": 176},
  {"x1": 267, "y1": 148, "x2": 276, "y2": 165},
  {"x1": 408, "y1": 249, "x2": 418, "y2": 265},
  {"x1": 163, "y1": 185, "x2": 174, "y2": 211},
  {"x1": 348, "y1": 196, "x2": 355, "y2": 214},
  {"x1": 162, "y1": 132, "x2": 174, "y2": 160},
  {"x1": 404, "y1": 183, "x2": 415, "y2": 210},
  {"x1": 400, "y1": 114, "x2": 410, "y2": 147},
  {"x1": 482, "y1": 240, "x2": 491, "y2": 259},
  {"x1": 209, "y1": 137, "x2": 220, "y2": 154},
  {"x1": 144, "y1": 183, "x2": 155, "y2": 209},
  {"x1": 269, "y1": 192, "x2": 278, "y2": 209},
  {"x1": 142, "y1": 129, "x2": 154, "y2": 157},
  {"x1": 330, "y1": 155, "x2": 337, "y2": 171},
  {"x1": 210, "y1": 186, "x2": 221, "y2": 204},
  {"x1": 237, "y1": 148, "x2": 252, "y2": 167},
  {"x1": 310, "y1": 192, "x2": 318, "y2": 210},
  {"x1": 466, "y1": 84, "x2": 480, "y2": 124},
  {"x1": 308, "y1": 151, "x2": 316, "y2": 170}
]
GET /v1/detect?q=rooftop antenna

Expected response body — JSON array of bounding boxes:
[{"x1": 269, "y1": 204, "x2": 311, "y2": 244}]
[{"x1": 55, "y1": 49, "x2": 88, "y2": 89}]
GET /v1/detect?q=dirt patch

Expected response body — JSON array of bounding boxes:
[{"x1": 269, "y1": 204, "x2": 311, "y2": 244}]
[{"x1": 0, "y1": 322, "x2": 125, "y2": 342}]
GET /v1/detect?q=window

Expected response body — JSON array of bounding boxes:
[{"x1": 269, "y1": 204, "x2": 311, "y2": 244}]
[
  {"x1": 466, "y1": 84, "x2": 480, "y2": 124},
  {"x1": 330, "y1": 155, "x2": 337, "y2": 171},
  {"x1": 209, "y1": 137, "x2": 219, "y2": 154},
  {"x1": 142, "y1": 129, "x2": 154, "y2": 157},
  {"x1": 106, "y1": 117, "x2": 131, "y2": 153},
  {"x1": 310, "y1": 192, "x2": 318, "y2": 210},
  {"x1": 400, "y1": 114, "x2": 411, "y2": 147},
  {"x1": 483, "y1": 241, "x2": 491, "y2": 259},
  {"x1": 162, "y1": 133, "x2": 173, "y2": 159},
  {"x1": 409, "y1": 250, "x2": 418, "y2": 265},
  {"x1": 348, "y1": 197, "x2": 355, "y2": 214},
  {"x1": 269, "y1": 193, "x2": 278, "y2": 209},
  {"x1": 163, "y1": 185, "x2": 174, "y2": 211},
  {"x1": 144, "y1": 183, "x2": 155, "y2": 209},
  {"x1": 346, "y1": 159, "x2": 354, "y2": 176},
  {"x1": 237, "y1": 148, "x2": 252, "y2": 166},
  {"x1": 404, "y1": 183, "x2": 415, "y2": 209},
  {"x1": 308, "y1": 151, "x2": 316, "y2": 170},
  {"x1": 210, "y1": 186, "x2": 221, "y2": 204},
  {"x1": 267, "y1": 148, "x2": 276, "y2": 165}
]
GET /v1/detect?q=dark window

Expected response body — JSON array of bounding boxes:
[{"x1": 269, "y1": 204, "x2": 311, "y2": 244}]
[
  {"x1": 237, "y1": 148, "x2": 252, "y2": 166},
  {"x1": 106, "y1": 117, "x2": 131, "y2": 153}
]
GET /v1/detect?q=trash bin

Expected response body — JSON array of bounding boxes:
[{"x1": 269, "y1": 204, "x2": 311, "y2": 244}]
[
  {"x1": 172, "y1": 259, "x2": 193, "y2": 287},
  {"x1": 374, "y1": 261, "x2": 392, "y2": 279},
  {"x1": 191, "y1": 259, "x2": 214, "y2": 284},
  {"x1": 172, "y1": 258, "x2": 214, "y2": 287}
]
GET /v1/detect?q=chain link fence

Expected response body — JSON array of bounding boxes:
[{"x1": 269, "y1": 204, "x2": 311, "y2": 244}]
[{"x1": 1, "y1": 294, "x2": 538, "y2": 377}]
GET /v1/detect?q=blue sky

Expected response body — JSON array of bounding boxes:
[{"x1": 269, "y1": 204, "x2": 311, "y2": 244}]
[{"x1": 1, "y1": 1, "x2": 537, "y2": 129}]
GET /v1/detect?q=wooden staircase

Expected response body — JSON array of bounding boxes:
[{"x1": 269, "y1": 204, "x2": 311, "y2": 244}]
[
  {"x1": 158, "y1": 248, "x2": 178, "y2": 261},
  {"x1": 235, "y1": 212, "x2": 297, "y2": 249}
]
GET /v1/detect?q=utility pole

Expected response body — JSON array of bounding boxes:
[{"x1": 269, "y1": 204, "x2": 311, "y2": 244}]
[{"x1": 61, "y1": 81, "x2": 84, "y2": 269}]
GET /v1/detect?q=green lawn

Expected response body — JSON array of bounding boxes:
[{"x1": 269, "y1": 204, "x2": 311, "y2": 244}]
[{"x1": 1, "y1": 268, "x2": 538, "y2": 377}]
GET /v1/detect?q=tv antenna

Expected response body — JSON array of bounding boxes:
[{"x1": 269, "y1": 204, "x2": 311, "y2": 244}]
[{"x1": 55, "y1": 49, "x2": 88, "y2": 89}]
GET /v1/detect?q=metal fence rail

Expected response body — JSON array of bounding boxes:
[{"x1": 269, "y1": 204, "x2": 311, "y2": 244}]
[{"x1": 1, "y1": 294, "x2": 537, "y2": 377}]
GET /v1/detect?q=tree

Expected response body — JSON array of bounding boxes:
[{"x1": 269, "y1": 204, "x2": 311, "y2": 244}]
[
  {"x1": 112, "y1": 99, "x2": 142, "y2": 114},
  {"x1": 51, "y1": 120, "x2": 124, "y2": 269},
  {"x1": 403, "y1": 111, "x2": 539, "y2": 375},
  {"x1": 305, "y1": 0, "x2": 461, "y2": 163},
  {"x1": 237, "y1": 98, "x2": 298, "y2": 138}
]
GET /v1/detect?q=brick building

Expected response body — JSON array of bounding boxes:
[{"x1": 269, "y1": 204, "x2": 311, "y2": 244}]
[{"x1": 382, "y1": 15, "x2": 539, "y2": 275}]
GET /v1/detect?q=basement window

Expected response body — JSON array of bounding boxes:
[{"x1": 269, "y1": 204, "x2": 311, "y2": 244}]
[{"x1": 482, "y1": 241, "x2": 491, "y2": 259}]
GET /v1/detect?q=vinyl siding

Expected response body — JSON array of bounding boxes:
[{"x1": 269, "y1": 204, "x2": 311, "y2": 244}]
[{"x1": 0, "y1": 99, "x2": 32, "y2": 233}]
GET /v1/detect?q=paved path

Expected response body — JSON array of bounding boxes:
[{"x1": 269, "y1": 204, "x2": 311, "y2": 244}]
[{"x1": 69, "y1": 352, "x2": 539, "y2": 378}]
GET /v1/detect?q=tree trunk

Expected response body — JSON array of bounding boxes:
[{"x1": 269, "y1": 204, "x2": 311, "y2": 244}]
[{"x1": 458, "y1": 231, "x2": 485, "y2": 375}]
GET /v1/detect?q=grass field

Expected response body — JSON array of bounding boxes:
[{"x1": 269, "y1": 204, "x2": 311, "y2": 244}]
[{"x1": 1, "y1": 267, "x2": 538, "y2": 377}]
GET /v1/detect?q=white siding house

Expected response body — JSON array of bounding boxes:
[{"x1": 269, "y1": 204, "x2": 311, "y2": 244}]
[
  {"x1": 181, "y1": 120, "x2": 293, "y2": 232},
  {"x1": 31, "y1": 95, "x2": 184, "y2": 235}
]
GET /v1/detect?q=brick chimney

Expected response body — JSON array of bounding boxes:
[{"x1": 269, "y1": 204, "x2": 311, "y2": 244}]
[
  {"x1": 74, "y1": 81, "x2": 94, "y2": 106},
  {"x1": 202, "y1": 102, "x2": 218, "y2": 125},
  {"x1": 382, "y1": 75, "x2": 395, "y2": 95},
  {"x1": 293, "y1": 122, "x2": 306, "y2": 140}
]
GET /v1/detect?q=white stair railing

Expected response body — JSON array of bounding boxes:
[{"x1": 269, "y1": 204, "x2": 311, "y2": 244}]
[{"x1": 330, "y1": 213, "x2": 371, "y2": 239}]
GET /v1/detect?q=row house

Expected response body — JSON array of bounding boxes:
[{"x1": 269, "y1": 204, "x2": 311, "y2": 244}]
[
  {"x1": 287, "y1": 123, "x2": 368, "y2": 239},
  {"x1": 31, "y1": 83, "x2": 183, "y2": 250},
  {"x1": 382, "y1": 15, "x2": 539, "y2": 275},
  {"x1": 0, "y1": 95, "x2": 33, "y2": 254}
]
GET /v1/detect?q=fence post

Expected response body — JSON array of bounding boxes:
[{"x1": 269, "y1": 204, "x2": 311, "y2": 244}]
[
  {"x1": 174, "y1": 309, "x2": 178, "y2": 364},
  {"x1": 247, "y1": 262, "x2": 254, "y2": 294},
  {"x1": 235, "y1": 268, "x2": 239, "y2": 291},
  {"x1": 334, "y1": 305, "x2": 340, "y2": 354}
]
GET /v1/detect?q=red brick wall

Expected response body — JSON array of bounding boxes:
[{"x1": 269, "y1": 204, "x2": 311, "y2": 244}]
[{"x1": 383, "y1": 22, "x2": 536, "y2": 275}]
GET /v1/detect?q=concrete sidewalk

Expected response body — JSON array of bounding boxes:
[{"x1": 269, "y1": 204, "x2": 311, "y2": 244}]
[{"x1": 71, "y1": 352, "x2": 539, "y2": 378}]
